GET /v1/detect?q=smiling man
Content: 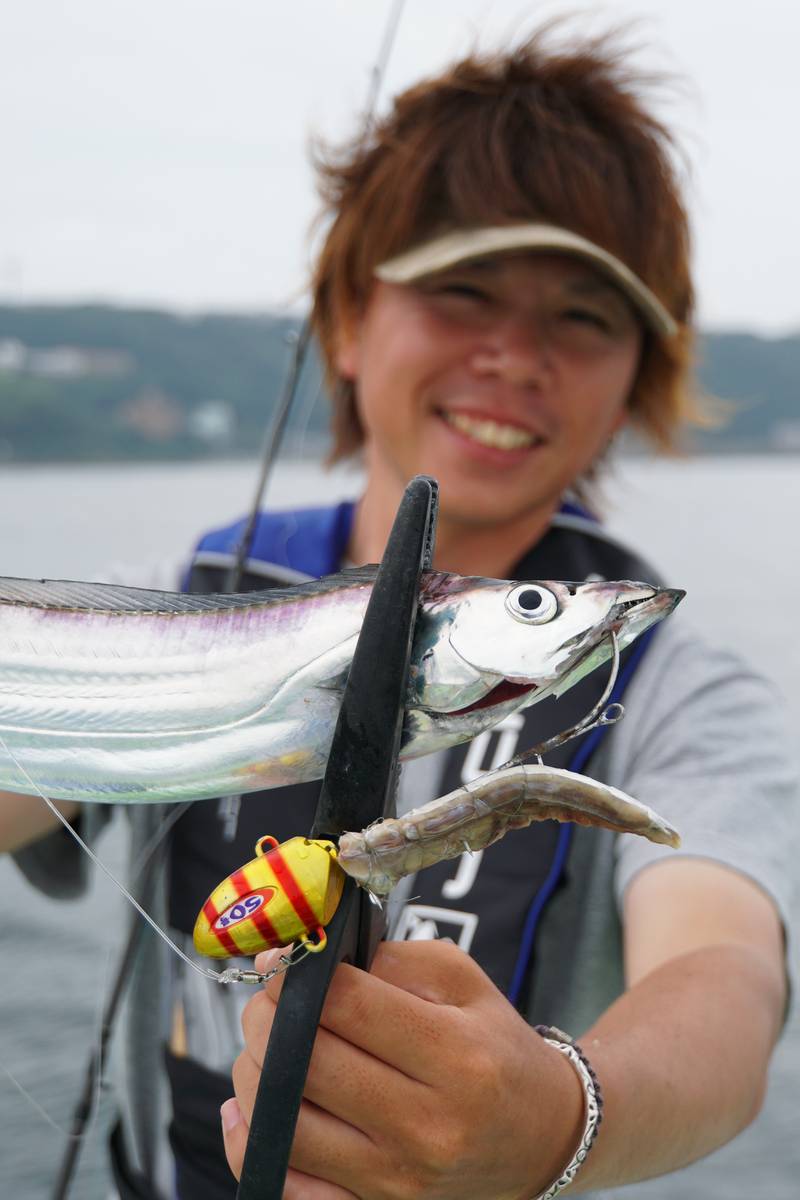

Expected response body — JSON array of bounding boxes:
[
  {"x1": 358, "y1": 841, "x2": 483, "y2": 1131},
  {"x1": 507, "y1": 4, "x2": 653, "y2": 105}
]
[
  {"x1": 2, "y1": 29, "x2": 795, "y2": 1200},
  {"x1": 214, "y1": 33, "x2": 794, "y2": 1200}
]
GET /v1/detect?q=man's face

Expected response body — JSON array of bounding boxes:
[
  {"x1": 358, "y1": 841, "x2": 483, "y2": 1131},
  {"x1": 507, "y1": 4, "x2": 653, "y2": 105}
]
[{"x1": 336, "y1": 253, "x2": 643, "y2": 531}]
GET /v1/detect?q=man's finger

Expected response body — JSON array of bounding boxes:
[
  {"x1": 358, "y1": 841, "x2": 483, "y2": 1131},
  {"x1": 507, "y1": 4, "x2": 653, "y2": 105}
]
[
  {"x1": 244, "y1": 940, "x2": 489, "y2": 1085},
  {"x1": 284, "y1": 1167, "x2": 360, "y2": 1200},
  {"x1": 254, "y1": 946, "x2": 291, "y2": 1003},
  {"x1": 221, "y1": 1095, "x2": 358, "y2": 1199},
  {"x1": 220, "y1": 1097, "x2": 248, "y2": 1182},
  {"x1": 306, "y1": 941, "x2": 491, "y2": 1081},
  {"x1": 368, "y1": 938, "x2": 486, "y2": 1005},
  {"x1": 238, "y1": 993, "x2": 425, "y2": 1138}
]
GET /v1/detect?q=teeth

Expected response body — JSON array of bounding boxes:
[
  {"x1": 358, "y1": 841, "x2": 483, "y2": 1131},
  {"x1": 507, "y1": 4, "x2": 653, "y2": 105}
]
[{"x1": 443, "y1": 411, "x2": 538, "y2": 450}]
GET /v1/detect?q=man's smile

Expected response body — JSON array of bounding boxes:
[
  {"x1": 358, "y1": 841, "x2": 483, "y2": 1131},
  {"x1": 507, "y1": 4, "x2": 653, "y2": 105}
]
[{"x1": 439, "y1": 409, "x2": 544, "y2": 450}]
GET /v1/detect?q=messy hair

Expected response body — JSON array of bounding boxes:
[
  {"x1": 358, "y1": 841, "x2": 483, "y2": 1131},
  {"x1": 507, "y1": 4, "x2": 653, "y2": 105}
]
[{"x1": 311, "y1": 30, "x2": 701, "y2": 461}]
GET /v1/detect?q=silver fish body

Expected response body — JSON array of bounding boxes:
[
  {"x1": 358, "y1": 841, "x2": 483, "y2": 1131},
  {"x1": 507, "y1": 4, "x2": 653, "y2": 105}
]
[{"x1": 0, "y1": 569, "x2": 682, "y2": 804}]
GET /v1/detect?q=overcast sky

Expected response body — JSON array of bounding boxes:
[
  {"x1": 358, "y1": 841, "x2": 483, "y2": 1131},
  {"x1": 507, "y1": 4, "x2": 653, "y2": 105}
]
[{"x1": 1, "y1": 0, "x2": 798, "y2": 333}]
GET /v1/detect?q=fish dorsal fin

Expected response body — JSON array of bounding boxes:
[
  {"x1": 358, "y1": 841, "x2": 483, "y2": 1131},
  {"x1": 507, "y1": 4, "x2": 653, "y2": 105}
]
[{"x1": 0, "y1": 566, "x2": 379, "y2": 616}]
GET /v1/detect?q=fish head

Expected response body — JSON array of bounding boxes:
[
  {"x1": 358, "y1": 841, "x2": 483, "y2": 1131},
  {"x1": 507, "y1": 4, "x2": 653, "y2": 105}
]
[{"x1": 407, "y1": 574, "x2": 683, "y2": 742}]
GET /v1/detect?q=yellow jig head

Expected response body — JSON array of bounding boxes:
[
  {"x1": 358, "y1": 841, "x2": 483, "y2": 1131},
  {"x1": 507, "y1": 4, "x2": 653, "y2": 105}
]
[{"x1": 193, "y1": 835, "x2": 345, "y2": 959}]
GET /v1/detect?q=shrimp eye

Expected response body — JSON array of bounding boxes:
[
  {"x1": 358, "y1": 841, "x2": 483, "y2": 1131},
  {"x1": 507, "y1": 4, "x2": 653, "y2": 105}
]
[{"x1": 505, "y1": 584, "x2": 558, "y2": 625}]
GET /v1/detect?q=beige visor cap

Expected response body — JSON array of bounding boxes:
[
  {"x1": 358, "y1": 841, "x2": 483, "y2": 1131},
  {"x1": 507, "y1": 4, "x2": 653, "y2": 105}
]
[{"x1": 375, "y1": 224, "x2": 678, "y2": 338}]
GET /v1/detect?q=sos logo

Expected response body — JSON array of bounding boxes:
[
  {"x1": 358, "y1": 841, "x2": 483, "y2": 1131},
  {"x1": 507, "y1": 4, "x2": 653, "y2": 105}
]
[{"x1": 215, "y1": 889, "x2": 274, "y2": 930}]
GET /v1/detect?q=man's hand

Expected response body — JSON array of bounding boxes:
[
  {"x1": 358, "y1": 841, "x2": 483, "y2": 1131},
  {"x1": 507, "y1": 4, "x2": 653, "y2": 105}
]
[
  {"x1": 222, "y1": 859, "x2": 787, "y2": 1199},
  {"x1": 221, "y1": 939, "x2": 583, "y2": 1200}
]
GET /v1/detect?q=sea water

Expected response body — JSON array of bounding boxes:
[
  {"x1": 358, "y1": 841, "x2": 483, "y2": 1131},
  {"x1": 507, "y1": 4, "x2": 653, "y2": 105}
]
[{"x1": 0, "y1": 456, "x2": 797, "y2": 1199}]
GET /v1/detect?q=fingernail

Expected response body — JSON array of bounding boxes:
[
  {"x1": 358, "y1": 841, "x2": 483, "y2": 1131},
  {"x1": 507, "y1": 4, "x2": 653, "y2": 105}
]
[
  {"x1": 221, "y1": 1097, "x2": 242, "y2": 1134},
  {"x1": 254, "y1": 947, "x2": 283, "y2": 975}
]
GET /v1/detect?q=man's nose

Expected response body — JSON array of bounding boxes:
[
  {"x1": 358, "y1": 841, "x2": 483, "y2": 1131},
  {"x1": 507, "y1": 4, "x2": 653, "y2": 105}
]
[{"x1": 468, "y1": 315, "x2": 550, "y2": 388}]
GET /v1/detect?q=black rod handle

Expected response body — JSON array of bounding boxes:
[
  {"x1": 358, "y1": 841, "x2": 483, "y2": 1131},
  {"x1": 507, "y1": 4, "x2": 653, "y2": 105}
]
[
  {"x1": 235, "y1": 476, "x2": 438, "y2": 1200},
  {"x1": 232, "y1": 880, "x2": 360, "y2": 1198}
]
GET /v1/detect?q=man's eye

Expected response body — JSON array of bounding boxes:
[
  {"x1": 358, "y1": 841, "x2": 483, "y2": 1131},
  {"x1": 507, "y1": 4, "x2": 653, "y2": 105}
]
[
  {"x1": 436, "y1": 282, "x2": 487, "y2": 301},
  {"x1": 562, "y1": 308, "x2": 610, "y2": 331}
]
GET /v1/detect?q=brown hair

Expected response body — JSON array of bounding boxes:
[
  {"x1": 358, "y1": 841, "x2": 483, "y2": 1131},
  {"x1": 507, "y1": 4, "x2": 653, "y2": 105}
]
[{"x1": 311, "y1": 30, "x2": 701, "y2": 460}]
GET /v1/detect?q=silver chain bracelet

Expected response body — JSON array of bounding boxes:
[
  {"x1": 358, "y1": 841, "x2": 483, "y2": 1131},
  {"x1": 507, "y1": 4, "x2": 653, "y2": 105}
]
[{"x1": 531, "y1": 1025, "x2": 604, "y2": 1200}]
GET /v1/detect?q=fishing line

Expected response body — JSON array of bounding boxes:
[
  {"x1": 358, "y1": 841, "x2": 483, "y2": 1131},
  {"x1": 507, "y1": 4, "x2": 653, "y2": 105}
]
[
  {"x1": 227, "y1": 320, "x2": 314, "y2": 592},
  {"x1": 0, "y1": 804, "x2": 189, "y2": 1147},
  {"x1": 362, "y1": 0, "x2": 407, "y2": 135},
  {"x1": 128, "y1": 799, "x2": 192, "y2": 881},
  {"x1": 287, "y1": 370, "x2": 325, "y2": 467},
  {"x1": 46, "y1": 799, "x2": 242, "y2": 1183},
  {"x1": 0, "y1": 747, "x2": 299, "y2": 1154},
  {"x1": 1, "y1": 1060, "x2": 86, "y2": 1139},
  {"x1": 48, "y1": 817, "x2": 188, "y2": 1168},
  {"x1": 0, "y1": 735, "x2": 279, "y2": 988},
  {"x1": 226, "y1": 0, "x2": 408, "y2": 592},
  {"x1": 0, "y1": 936, "x2": 114, "y2": 1144},
  {"x1": 270, "y1": 372, "x2": 326, "y2": 574}
]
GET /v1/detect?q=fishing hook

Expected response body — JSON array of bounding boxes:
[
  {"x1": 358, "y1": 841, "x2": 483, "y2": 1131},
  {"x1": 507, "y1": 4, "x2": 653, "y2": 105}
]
[{"x1": 505, "y1": 629, "x2": 624, "y2": 767}]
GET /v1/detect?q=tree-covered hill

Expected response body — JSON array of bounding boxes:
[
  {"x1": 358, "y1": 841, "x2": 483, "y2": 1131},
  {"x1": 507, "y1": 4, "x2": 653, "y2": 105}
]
[
  {"x1": 0, "y1": 304, "x2": 796, "y2": 461},
  {"x1": 691, "y1": 331, "x2": 800, "y2": 450}
]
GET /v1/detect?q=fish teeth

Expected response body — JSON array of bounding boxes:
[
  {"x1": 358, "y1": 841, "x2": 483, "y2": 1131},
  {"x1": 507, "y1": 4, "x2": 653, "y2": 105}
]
[{"x1": 443, "y1": 411, "x2": 537, "y2": 450}]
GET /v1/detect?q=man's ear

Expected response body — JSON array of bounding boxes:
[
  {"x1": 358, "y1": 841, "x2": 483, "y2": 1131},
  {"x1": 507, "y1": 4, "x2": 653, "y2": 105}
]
[{"x1": 334, "y1": 318, "x2": 360, "y2": 380}]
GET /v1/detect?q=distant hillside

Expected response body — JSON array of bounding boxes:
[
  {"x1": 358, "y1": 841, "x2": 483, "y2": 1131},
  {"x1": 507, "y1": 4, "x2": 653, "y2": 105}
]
[
  {"x1": 693, "y1": 332, "x2": 800, "y2": 451},
  {"x1": 0, "y1": 304, "x2": 797, "y2": 461}
]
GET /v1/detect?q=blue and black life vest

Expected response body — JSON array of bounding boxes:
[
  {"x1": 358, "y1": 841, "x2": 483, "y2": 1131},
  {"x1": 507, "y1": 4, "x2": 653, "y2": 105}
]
[
  {"x1": 159, "y1": 499, "x2": 661, "y2": 1200},
  {"x1": 170, "y1": 499, "x2": 660, "y2": 1005}
]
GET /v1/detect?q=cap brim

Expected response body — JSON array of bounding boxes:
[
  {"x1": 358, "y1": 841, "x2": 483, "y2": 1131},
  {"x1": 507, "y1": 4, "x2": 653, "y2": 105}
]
[{"x1": 375, "y1": 224, "x2": 678, "y2": 338}]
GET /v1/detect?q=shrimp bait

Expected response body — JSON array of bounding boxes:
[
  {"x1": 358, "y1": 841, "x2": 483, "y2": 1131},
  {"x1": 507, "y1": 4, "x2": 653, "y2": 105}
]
[{"x1": 337, "y1": 763, "x2": 681, "y2": 895}]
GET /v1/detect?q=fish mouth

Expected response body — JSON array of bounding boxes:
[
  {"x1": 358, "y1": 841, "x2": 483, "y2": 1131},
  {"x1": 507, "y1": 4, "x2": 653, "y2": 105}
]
[
  {"x1": 446, "y1": 678, "x2": 537, "y2": 717},
  {"x1": 609, "y1": 586, "x2": 685, "y2": 636}
]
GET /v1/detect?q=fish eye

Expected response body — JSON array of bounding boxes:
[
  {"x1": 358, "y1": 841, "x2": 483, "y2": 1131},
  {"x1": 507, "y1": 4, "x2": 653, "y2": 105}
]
[{"x1": 505, "y1": 584, "x2": 559, "y2": 625}]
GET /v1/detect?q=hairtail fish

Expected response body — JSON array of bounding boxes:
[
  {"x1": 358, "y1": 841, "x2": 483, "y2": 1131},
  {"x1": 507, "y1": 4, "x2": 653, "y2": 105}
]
[{"x1": 0, "y1": 568, "x2": 682, "y2": 805}]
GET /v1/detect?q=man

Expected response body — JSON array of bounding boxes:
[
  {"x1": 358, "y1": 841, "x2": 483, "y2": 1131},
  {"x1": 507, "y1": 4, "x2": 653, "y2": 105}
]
[
  {"x1": 215, "y1": 34, "x2": 793, "y2": 1200},
  {"x1": 2, "y1": 31, "x2": 795, "y2": 1200}
]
